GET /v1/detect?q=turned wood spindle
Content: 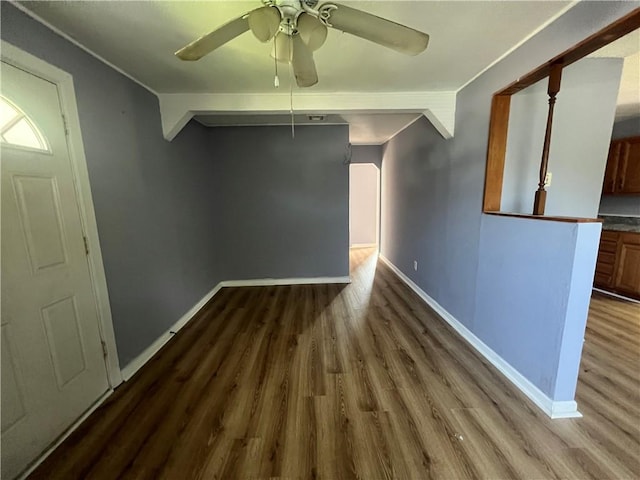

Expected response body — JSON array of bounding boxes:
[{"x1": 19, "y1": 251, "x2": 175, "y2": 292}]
[{"x1": 533, "y1": 63, "x2": 563, "y2": 216}]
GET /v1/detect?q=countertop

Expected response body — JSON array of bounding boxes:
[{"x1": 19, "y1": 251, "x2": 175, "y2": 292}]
[{"x1": 599, "y1": 215, "x2": 640, "y2": 233}]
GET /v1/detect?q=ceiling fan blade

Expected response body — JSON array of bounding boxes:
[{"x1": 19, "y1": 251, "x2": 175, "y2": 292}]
[
  {"x1": 248, "y1": 6, "x2": 281, "y2": 42},
  {"x1": 175, "y1": 14, "x2": 251, "y2": 61},
  {"x1": 297, "y1": 13, "x2": 328, "y2": 52},
  {"x1": 292, "y1": 35, "x2": 318, "y2": 88},
  {"x1": 271, "y1": 32, "x2": 292, "y2": 63},
  {"x1": 323, "y1": 3, "x2": 429, "y2": 56}
]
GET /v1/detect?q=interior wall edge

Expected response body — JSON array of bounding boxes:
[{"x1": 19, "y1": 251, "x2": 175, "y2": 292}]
[
  {"x1": 378, "y1": 254, "x2": 582, "y2": 420},
  {"x1": 120, "y1": 282, "x2": 225, "y2": 381}
]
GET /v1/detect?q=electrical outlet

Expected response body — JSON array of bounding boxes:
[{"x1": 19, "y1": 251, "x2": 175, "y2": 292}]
[
  {"x1": 413, "y1": 260, "x2": 418, "y2": 271},
  {"x1": 545, "y1": 172, "x2": 552, "y2": 187}
]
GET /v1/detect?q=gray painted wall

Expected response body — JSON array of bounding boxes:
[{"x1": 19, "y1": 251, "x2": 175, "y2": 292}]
[
  {"x1": 351, "y1": 144, "x2": 382, "y2": 169},
  {"x1": 598, "y1": 116, "x2": 640, "y2": 217},
  {"x1": 599, "y1": 195, "x2": 640, "y2": 217},
  {"x1": 475, "y1": 217, "x2": 600, "y2": 400},
  {"x1": 381, "y1": 117, "x2": 454, "y2": 308},
  {"x1": 381, "y1": 1, "x2": 639, "y2": 401},
  {"x1": 612, "y1": 116, "x2": 640, "y2": 139},
  {"x1": 502, "y1": 58, "x2": 622, "y2": 218},
  {"x1": 2, "y1": 5, "x2": 350, "y2": 368},
  {"x1": 1, "y1": 3, "x2": 226, "y2": 367},
  {"x1": 211, "y1": 125, "x2": 350, "y2": 280}
]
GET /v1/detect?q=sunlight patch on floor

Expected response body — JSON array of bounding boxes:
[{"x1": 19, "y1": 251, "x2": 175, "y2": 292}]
[{"x1": 343, "y1": 247, "x2": 379, "y2": 328}]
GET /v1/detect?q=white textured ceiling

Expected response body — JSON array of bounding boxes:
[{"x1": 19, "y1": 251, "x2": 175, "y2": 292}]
[
  {"x1": 342, "y1": 113, "x2": 420, "y2": 144},
  {"x1": 590, "y1": 30, "x2": 640, "y2": 121},
  {"x1": 616, "y1": 52, "x2": 640, "y2": 120},
  {"x1": 19, "y1": 1, "x2": 572, "y2": 94},
  {"x1": 17, "y1": 0, "x2": 576, "y2": 143}
]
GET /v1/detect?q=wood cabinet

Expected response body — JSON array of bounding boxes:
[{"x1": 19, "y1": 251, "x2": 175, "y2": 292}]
[
  {"x1": 614, "y1": 233, "x2": 640, "y2": 297},
  {"x1": 594, "y1": 231, "x2": 618, "y2": 288},
  {"x1": 594, "y1": 230, "x2": 640, "y2": 300},
  {"x1": 602, "y1": 136, "x2": 640, "y2": 195},
  {"x1": 602, "y1": 142, "x2": 621, "y2": 194},
  {"x1": 621, "y1": 137, "x2": 640, "y2": 193}
]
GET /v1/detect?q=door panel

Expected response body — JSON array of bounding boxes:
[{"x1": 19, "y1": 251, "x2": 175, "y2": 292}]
[
  {"x1": 620, "y1": 137, "x2": 640, "y2": 193},
  {"x1": 1, "y1": 61, "x2": 109, "y2": 479},
  {"x1": 614, "y1": 235, "x2": 640, "y2": 297},
  {"x1": 0, "y1": 325, "x2": 27, "y2": 432},
  {"x1": 42, "y1": 296, "x2": 87, "y2": 388},
  {"x1": 602, "y1": 141, "x2": 620, "y2": 193},
  {"x1": 13, "y1": 175, "x2": 68, "y2": 272}
]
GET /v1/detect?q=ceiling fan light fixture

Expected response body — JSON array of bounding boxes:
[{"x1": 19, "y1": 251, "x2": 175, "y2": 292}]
[
  {"x1": 271, "y1": 32, "x2": 293, "y2": 63},
  {"x1": 175, "y1": 0, "x2": 430, "y2": 88},
  {"x1": 248, "y1": 6, "x2": 282, "y2": 42},
  {"x1": 297, "y1": 12, "x2": 328, "y2": 51}
]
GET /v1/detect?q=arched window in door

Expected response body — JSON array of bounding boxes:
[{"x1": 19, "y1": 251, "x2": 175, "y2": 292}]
[{"x1": 0, "y1": 96, "x2": 49, "y2": 151}]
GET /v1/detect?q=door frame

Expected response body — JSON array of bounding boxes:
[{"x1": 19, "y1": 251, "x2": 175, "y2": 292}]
[{"x1": 1, "y1": 40, "x2": 122, "y2": 388}]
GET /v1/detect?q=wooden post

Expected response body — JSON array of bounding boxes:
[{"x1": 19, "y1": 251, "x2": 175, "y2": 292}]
[{"x1": 533, "y1": 63, "x2": 563, "y2": 216}]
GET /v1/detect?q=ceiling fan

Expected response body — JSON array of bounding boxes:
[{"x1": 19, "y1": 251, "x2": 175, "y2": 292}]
[{"x1": 175, "y1": 0, "x2": 430, "y2": 88}]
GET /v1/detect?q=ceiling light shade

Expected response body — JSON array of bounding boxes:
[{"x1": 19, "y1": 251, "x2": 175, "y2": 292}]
[
  {"x1": 271, "y1": 32, "x2": 293, "y2": 63},
  {"x1": 248, "y1": 6, "x2": 281, "y2": 42},
  {"x1": 297, "y1": 13, "x2": 327, "y2": 51}
]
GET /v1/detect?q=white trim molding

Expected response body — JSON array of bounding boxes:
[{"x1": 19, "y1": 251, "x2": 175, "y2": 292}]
[
  {"x1": 11, "y1": 2, "x2": 157, "y2": 96},
  {"x1": 378, "y1": 254, "x2": 582, "y2": 420},
  {"x1": 593, "y1": 287, "x2": 640, "y2": 304},
  {"x1": 221, "y1": 276, "x2": 351, "y2": 288},
  {"x1": 121, "y1": 283, "x2": 224, "y2": 381},
  {"x1": 455, "y1": 1, "x2": 579, "y2": 93},
  {"x1": 120, "y1": 275, "x2": 350, "y2": 380},
  {"x1": 1, "y1": 40, "x2": 123, "y2": 388},
  {"x1": 158, "y1": 91, "x2": 456, "y2": 142},
  {"x1": 17, "y1": 390, "x2": 113, "y2": 480}
]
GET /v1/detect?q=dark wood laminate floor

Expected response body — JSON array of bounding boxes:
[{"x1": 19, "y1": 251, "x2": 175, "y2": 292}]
[{"x1": 29, "y1": 248, "x2": 640, "y2": 479}]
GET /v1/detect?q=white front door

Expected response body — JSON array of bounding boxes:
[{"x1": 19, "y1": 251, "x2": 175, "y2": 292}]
[{"x1": 1, "y1": 61, "x2": 110, "y2": 479}]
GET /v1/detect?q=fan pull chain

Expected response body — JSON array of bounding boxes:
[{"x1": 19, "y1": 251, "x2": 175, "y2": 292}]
[
  {"x1": 274, "y1": 35, "x2": 279, "y2": 88},
  {"x1": 290, "y1": 76, "x2": 294, "y2": 139},
  {"x1": 288, "y1": 36, "x2": 295, "y2": 139}
]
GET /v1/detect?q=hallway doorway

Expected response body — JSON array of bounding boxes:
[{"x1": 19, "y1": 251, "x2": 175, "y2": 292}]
[{"x1": 349, "y1": 163, "x2": 379, "y2": 249}]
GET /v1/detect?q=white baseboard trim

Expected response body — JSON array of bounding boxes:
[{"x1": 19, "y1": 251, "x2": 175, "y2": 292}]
[
  {"x1": 121, "y1": 282, "x2": 224, "y2": 381},
  {"x1": 120, "y1": 275, "x2": 351, "y2": 381},
  {"x1": 593, "y1": 287, "x2": 640, "y2": 304},
  {"x1": 378, "y1": 254, "x2": 582, "y2": 420},
  {"x1": 220, "y1": 276, "x2": 351, "y2": 288},
  {"x1": 18, "y1": 389, "x2": 113, "y2": 480}
]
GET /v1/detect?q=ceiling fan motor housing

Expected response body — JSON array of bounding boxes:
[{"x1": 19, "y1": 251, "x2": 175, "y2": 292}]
[{"x1": 263, "y1": 0, "x2": 325, "y2": 35}]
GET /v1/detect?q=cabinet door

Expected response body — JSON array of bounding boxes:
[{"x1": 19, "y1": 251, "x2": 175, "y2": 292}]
[
  {"x1": 619, "y1": 137, "x2": 640, "y2": 194},
  {"x1": 603, "y1": 141, "x2": 621, "y2": 194},
  {"x1": 594, "y1": 231, "x2": 619, "y2": 288},
  {"x1": 613, "y1": 233, "x2": 640, "y2": 298}
]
